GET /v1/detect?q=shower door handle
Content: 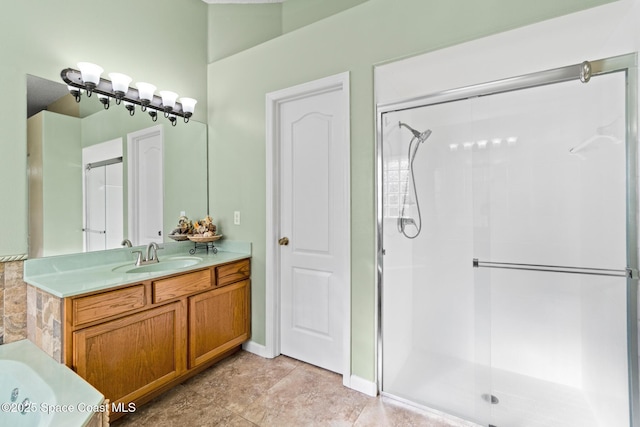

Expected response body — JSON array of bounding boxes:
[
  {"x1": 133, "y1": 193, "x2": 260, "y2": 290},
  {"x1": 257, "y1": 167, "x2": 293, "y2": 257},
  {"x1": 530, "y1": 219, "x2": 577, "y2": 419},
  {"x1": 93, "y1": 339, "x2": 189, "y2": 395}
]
[
  {"x1": 279, "y1": 237, "x2": 289, "y2": 246},
  {"x1": 472, "y1": 258, "x2": 633, "y2": 278}
]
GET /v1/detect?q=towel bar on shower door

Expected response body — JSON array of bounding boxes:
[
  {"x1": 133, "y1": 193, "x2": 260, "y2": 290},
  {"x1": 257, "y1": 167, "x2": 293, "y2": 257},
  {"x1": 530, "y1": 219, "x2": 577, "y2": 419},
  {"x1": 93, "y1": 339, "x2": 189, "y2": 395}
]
[{"x1": 472, "y1": 258, "x2": 637, "y2": 279}]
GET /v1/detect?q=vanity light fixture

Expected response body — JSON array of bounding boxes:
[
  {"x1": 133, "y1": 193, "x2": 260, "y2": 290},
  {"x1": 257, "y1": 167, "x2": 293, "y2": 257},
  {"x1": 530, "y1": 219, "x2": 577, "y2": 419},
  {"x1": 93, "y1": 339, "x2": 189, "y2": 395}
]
[
  {"x1": 108, "y1": 72, "x2": 132, "y2": 105},
  {"x1": 159, "y1": 90, "x2": 178, "y2": 117},
  {"x1": 179, "y1": 97, "x2": 197, "y2": 123},
  {"x1": 97, "y1": 94, "x2": 110, "y2": 110},
  {"x1": 67, "y1": 85, "x2": 83, "y2": 103},
  {"x1": 123, "y1": 101, "x2": 136, "y2": 116},
  {"x1": 76, "y1": 62, "x2": 103, "y2": 95},
  {"x1": 61, "y1": 62, "x2": 197, "y2": 126},
  {"x1": 135, "y1": 82, "x2": 157, "y2": 111}
]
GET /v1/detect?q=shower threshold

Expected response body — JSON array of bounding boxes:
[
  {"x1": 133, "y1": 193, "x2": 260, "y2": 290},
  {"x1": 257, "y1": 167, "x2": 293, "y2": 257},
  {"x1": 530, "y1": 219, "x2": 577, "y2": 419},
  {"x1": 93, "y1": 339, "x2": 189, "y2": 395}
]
[{"x1": 379, "y1": 392, "x2": 482, "y2": 427}]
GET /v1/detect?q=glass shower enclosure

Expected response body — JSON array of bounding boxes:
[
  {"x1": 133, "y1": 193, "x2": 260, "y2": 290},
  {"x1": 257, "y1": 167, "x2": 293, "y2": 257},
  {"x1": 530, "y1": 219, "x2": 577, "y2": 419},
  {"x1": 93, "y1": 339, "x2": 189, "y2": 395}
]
[
  {"x1": 377, "y1": 54, "x2": 639, "y2": 427},
  {"x1": 83, "y1": 157, "x2": 123, "y2": 252}
]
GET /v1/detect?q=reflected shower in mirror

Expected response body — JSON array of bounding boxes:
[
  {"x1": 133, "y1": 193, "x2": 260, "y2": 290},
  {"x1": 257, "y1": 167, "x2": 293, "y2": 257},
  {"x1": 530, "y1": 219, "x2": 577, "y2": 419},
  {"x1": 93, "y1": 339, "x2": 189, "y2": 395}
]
[{"x1": 26, "y1": 75, "x2": 208, "y2": 258}]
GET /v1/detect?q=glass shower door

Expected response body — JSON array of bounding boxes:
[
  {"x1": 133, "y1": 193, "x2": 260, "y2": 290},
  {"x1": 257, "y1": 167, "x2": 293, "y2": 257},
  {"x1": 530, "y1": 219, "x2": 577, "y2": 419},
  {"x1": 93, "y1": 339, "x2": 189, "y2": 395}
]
[
  {"x1": 85, "y1": 163, "x2": 107, "y2": 251},
  {"x1": 380, "y1": 99, "x2": 492, "y2": 425},
  {"x1": 380, "y1": 56, "x2": 636, "y2": 427},
  {"x1": 84, "y1": 158, "x2": 123, "y2": 252},
  {"x1": 472, "y1": 71, "x2": 630, "y2": 427}
]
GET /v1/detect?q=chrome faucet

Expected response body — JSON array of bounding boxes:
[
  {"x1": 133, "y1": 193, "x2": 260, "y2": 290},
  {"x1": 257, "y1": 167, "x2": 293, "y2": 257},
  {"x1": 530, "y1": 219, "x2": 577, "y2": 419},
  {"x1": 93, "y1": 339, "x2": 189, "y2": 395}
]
[
  {"x1": 121, "y1": 239, "x2": 132, "y2": 247},
  {"x1": 132, "y1": 242, "x2": 162, "y2": 266},
  {"x1": 146, "y1": 242, "x2": 160, "y2": 263}
]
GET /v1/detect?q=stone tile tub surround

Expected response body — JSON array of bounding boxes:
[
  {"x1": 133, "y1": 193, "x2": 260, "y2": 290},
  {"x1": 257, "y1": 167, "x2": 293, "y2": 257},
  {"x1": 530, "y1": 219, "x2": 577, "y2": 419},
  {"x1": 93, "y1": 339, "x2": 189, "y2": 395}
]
[
  {"x1": 0, "y1": 260, "x2": 65, "y2": 361},
  {"x1": 0, "y1": 260, "x2": 29, "y2": 345},
  {"x1": 26, "y1": 284, "x2": 62, "y2": 361}
]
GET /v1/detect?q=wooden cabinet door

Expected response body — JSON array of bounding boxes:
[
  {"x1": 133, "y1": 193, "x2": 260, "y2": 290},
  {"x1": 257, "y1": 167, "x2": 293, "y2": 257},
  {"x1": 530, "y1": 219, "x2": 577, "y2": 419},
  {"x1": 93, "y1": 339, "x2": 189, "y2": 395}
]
[
  {"x1": 189, "y1": 279, "x2": 250, "y2": 368},
  {"x1": 73, "y1": 301, "x2": 186, "y2": 409}
]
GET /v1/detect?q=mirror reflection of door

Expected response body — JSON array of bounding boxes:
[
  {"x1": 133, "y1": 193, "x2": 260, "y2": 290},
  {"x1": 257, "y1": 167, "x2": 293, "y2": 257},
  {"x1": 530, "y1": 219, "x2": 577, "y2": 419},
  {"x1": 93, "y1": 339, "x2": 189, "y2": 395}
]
[
  {"x1": 82, "y1": 139, "x2": 124, "y2": 252},
  {"x1": 127, "y1": 126, "x2": 164, "y2": 247}
]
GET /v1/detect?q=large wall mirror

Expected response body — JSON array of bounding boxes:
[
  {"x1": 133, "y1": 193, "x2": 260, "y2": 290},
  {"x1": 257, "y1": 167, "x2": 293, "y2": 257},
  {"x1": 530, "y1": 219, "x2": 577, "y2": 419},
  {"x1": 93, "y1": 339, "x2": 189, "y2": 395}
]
[{"x1": 27, "y1": 75, "x2": 209, "y2": 258}]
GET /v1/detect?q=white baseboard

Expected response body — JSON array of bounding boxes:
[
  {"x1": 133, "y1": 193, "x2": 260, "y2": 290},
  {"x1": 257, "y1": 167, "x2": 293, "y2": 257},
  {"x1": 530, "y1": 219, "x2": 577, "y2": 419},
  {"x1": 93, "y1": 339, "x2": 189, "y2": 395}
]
[
  {"x1": 348, "y1": 374, "x2": 378, "y2": 397},
  {"x1": 242, "y1": 340, "x2": 274, "y2": 358}
]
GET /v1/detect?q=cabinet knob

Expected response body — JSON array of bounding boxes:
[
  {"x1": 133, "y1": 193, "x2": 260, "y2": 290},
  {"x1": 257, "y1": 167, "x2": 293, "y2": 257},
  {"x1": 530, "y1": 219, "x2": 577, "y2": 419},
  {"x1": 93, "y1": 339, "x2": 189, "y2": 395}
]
[{"x1": 278, "y1": 237, "x2": 289, "y2": 246}]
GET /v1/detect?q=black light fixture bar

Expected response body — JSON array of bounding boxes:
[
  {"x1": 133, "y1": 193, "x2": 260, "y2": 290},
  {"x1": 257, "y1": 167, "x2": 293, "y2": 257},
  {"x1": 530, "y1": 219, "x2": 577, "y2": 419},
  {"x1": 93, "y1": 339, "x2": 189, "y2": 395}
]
[{"x1": 60, "y1": 68, "x2": 190, "y2": 119}]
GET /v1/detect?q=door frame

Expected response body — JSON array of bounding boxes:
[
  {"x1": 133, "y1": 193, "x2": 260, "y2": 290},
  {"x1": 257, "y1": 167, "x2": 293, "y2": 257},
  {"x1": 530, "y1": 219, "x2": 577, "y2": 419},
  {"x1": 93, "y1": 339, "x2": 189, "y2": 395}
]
[
  {"x1": 127, "y1": 124, "x2": 164, "y2": 246},
  {"x1": 265, "y1": 72, "x2": 351, "y2": 387}
]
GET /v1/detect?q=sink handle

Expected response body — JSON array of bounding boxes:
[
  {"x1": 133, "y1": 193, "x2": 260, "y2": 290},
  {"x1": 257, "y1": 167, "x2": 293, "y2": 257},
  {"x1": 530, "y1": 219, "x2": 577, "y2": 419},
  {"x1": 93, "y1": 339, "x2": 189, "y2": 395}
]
[
  {"x1": 155, "y1": 246, "x2": 164, "y2": 261},
  {"x1": 131, "y1": 250, "x2": 143, "y2": 266}
]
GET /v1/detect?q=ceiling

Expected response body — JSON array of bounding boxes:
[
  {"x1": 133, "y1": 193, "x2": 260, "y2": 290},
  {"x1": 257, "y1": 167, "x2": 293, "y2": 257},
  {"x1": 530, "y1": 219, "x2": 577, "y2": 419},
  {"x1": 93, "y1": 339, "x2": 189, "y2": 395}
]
[
  {"x1": 202, "y1": 0, "x2": 283, "y2": 3},
  {"x1": 27, "y1": 75, "x2": 69, "y2": 118}
]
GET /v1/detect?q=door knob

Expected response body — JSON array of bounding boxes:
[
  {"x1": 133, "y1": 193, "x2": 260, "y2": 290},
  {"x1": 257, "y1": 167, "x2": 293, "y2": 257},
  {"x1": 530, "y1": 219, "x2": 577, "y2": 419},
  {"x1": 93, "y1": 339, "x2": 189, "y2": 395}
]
[{"x1": 278, "y1": 237, "x2": 289, "y2": 246}]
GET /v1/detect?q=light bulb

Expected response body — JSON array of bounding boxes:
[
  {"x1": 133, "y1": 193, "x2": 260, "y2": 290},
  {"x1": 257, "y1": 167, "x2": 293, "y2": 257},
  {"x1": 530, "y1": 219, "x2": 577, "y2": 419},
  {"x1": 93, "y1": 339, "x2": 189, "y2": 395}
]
[
  {"x1": 135, "y1": 82, "x2": 157, "y2": 110},
  {"x1": 67, "y1": 85, "x2": 84, "y2": 94},
  {"x1": 159, "y1": 90, "x2": 179, "y2": 111},
  {"x1": 179, "y1": 97, "x2": 197, "y2": 115},
  {"x1": 108, "y1": 73, "x2": 132, "y2": 99},
  {"x1": 77, "y1": 62, "x2": 103, "y2": 89}
]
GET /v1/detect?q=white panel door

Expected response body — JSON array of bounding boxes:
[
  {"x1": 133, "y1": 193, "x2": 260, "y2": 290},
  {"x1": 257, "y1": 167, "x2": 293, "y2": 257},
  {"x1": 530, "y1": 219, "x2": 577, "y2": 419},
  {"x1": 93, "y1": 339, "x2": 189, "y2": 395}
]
[
  {"x1": 279, "y1": 87, "x2": 348, "y2": 374},
  {"x1": 128, "y1": 126, "x2": 163, "y2": 246}
]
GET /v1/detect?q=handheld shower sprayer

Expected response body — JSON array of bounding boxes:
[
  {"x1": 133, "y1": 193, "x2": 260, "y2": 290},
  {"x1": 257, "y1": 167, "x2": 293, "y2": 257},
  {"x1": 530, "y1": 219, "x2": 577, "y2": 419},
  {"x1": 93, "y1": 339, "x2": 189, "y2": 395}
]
[
  {"x1": 397, "y1": 122, "x2": 432, "y2": 239},
  {"x1": 399, "y1": 122, "x2": 432, "y2": 143}
]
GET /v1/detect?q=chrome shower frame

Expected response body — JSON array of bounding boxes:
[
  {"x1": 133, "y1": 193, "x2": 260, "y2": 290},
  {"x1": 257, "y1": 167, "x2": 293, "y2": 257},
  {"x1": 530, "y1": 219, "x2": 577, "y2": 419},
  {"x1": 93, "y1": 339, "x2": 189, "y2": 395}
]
[{"x1": 375, "y1": 52, "x2": 639, "y2": 426}]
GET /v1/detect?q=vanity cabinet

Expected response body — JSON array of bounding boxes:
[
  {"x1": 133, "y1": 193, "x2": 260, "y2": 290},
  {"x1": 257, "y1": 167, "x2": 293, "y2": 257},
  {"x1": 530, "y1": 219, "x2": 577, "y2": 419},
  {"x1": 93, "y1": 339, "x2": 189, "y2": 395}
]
[
  {"x1": 63, "y1": 257, "x2": 250, "y2": 421},
  {"x1": 73, "y1": 301, "x2": 186, "y2": 406},
  {"x1": 189, "y1": 279, "x2": 250, "y2": 368}
]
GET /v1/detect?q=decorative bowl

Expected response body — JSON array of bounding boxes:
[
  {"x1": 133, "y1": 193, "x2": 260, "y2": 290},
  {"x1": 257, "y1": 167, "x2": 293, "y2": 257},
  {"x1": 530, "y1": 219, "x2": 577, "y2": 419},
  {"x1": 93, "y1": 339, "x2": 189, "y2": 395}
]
[
  {"x1": 187, "y1": 234, "x2": 222, "y2": 243},
  {"x1": 168, "y1": 234, "x2": 189, "y2": 241}
]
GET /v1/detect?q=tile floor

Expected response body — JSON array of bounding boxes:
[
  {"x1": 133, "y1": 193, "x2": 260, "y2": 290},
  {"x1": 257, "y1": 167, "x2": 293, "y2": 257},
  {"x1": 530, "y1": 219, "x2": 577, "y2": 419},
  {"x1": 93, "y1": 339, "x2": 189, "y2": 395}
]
[{"x1": 111, "y1": 350, "x2": 477, "y2": 427}]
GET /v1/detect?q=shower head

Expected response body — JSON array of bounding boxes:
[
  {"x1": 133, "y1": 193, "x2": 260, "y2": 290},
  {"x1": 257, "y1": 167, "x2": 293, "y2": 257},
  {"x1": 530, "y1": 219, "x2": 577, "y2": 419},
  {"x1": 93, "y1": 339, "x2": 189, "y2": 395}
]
[{"x1": 399, "y1": 122, "x2": 432, "y2": 142}]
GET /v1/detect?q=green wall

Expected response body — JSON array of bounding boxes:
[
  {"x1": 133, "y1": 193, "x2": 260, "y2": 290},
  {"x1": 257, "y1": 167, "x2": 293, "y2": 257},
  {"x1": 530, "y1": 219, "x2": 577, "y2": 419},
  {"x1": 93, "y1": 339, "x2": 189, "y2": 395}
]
[
  {"x1": 206, "y1": 0, "x2": 371, "y2": 62},
  {"x1": 42, "y1": 113, "x2": 83, "y2": 257},
  {"x1": 208, "y1": 4, "x2": 283, "y2": 63},
  {"x1": 27, "y1": 111, "x2": 83, "y2": 258},
  {"x1": 282, "y1": 0, "x2": 369, "y2": 33},
  {"x1": 0, "y1": 0, "x2": 208, "y2": 259},
  {"x1": 207, "y1": 0, "x2": 617, "y2": 382}
]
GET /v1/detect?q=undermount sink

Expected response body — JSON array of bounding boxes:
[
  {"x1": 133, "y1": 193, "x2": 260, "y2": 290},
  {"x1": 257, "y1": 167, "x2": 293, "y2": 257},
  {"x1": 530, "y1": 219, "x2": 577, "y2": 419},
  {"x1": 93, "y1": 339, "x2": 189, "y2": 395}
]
[{"x1": 112, "y1": 256, "x2": 203, "y2": 274}]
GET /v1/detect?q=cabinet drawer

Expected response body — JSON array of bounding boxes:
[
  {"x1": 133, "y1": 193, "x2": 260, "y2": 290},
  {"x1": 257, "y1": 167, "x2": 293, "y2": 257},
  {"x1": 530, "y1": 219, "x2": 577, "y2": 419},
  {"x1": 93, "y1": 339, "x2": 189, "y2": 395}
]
[
  {"x1": 216, "y1": 259, "x2": 250, "y2": 288},
  {"x1": 153, "y1": 269, "x2": 211, "y2": 303},
  {"x1": 73, "y1": 285, "x2": 146, "y2": 326}
]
